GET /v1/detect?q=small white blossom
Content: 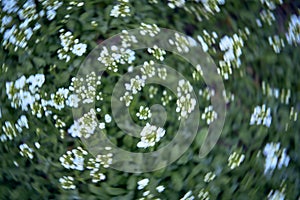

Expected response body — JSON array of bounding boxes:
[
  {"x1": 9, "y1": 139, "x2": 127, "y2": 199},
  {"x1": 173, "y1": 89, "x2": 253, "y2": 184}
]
[
  {"x1": 71, "y1": 43, "x2": 87, "y2": 56},
  {"x1": 286, "y1": 14, "x2": 300, "y2": 45},
  {"x1": 168, "y1": 0, "x2": 185, "y2": 9},
  {"x1": 156, "y1": 185, "x2": 165, "y2": 193},
  {"x1": 137, "y1": 178, "x2": 149, "y2": 190},
  {"x1": 59, "y1": 176, "x2": 76, "y2": 190},
  {"x1": 105, "y1": 114, "x2": 112, "y2": 123},
  {"x1": 263, "y1": 142, "x2": 290, "y2": 175},
  {"x1": 180, "y1": 190, "x2": 194, "y2": 200},
  {"x1": 268, "y1": 190, "x2": 285, "y2": 200},
  {"x1": 139, "y1": 23, "x2": 160, "y2": 37},
  {"x1": 204, "y1": 171, "x2": 216, "y2": 183},
  {"x1": 59, "y1": 147, "x2": 88, "y2": 171},
  {"x1": 250, "y1": 104, "x2": 272, "y2": 127},
  {"x1": 201, "y1": 105, "x2": 218, "y2": 125},
  {"x1": 120, "y1": 91, "x2": 133, "y2": 107},
  {"x1": 136, "y1": 106, "x2": 152, "y2": 120},
  {"x1": 137, "y1": 123, "x2": 166, "y2": 149},
  {"x1": 228, "y1": 152, "x2": 245, "y2": 169},
  {"x1": 19, "y1": 143, "x2": 34, "y2": 159},
  {"x1": 125, "y1": 75, "x2": 145, "y2": 94}
]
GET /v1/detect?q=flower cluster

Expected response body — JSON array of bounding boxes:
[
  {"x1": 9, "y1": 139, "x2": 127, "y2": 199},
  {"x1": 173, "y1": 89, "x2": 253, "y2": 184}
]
[
  {"x1": 201, "y1": 105, "x2": 217, "y2": 125},
  {"x1": 222, "y1": 90, "x2": 235, "y2": 104},
  {"x1": 267, "y1": 189, "x2": 285, "y2": 200},
  {"x1": 199, "y1": 88, "x2": 215, "y2": 101},
  {"x1": 68, "y1": 109, "x2": 98, "y2": 138},
  {"x1": 161, "y1": 90, "x2": 173, "y2": 106},
  {"x1": 157, "y1": 68, "x2": 168, "y2": 80},
  {"x1": 261, "y1": 81, "x2": 291, "y2": 105},
  {"x1": 19, "y1": 143, "x2": 34, "y2": 159},
  {"x1": 139, "y1": 23, "x2": 160, "y2": 37},
  {"x1": 169, "y1": 33, "x2": 196, "y2": 53},
  {"x1": 110, "y1": 0, "x2": 131, "y2": 18},
  {"x1": 137, "y1": 123, "x2": 166, "y2": 149},
  {"x1": 125, "y1": 75, "x2": 145, "y2": 94},
  {"x1": 148, "y1": 45, "x2": 166, "y2": 61},
  {"x1": 228, "y1": 151, "x2": 245, "y2": 169},
  {"x1": 120, "y1": 30, "x2": 138, "y2": 48},
  {"x1": 59, "y1": 176, "x2": 76, "y2": 190},
  {"x1": 6, "y1": 74, "x2": 45, "y2": 113},
  {"x1": 192, "y1": 64, "x2": 204, "y2": 81},
  {"x1": 204, "y1": 171, "x2": 216, "y2": 183},
  {"x1": 57, "y1": 29, "x2": 87, "y2": 62},
  {"x1": 136, "y1": 178, "x2": 165, "y2": 199},
  {"x1": 136, "y1": 106, "x2": 152, "y2": 120},
  {"x1": 218, "y1": 33, "x2": 245, "y2": 79},
  {"x1": 260, "y1": 0, "x2": 283, "y2": 10},
  {"x1": 263, "y1": 142, "x2": 290, "y2": 175},
  {"x1": 250, "y1": 104, "x2": 272, "y2": 127},
  {"x1": 268, "y1": 35, "x2": 285, "y2": 53},
  {"x1": 286, "y1": 14, "x2": 300, "y2": 45},
  {"x1": 1, "y1": 0, "x2": 62, "y2": 51},
  {"x1": 1, "y1": 115, "x2": 29, "y2": 142},
  {"x1": 180, "y1": 190, "x2": 194, "y2": 200},
  {"x1": 176, "y1": 80, "x2": 196, "y2": 120},
  {"x1": 197, "y1": 189, "x2": 210, "y2": 200},
  {"x1": 197, "y1": 30, "x2": 219, "y2": 52},
  {"x1": 168, "y1": 0, "x2": 186, "y2": 9},
  {"x1": 148, "y1": 86, "x2": 158, "y2": 99},
  {"x1": 141, "y1": 60, "x2": 156, "y2": 78},
  {"x1": 59, "y1": 147, "x2": 88, "y2": 171},
  {"x1": 200, "y1": 0, "x2": 226, "y2": 14},
  {"x1": 69, "y1": 72, "x2": 101, "y2": 105},
  {"x1": 98, "y1": 46, "x2": 135, "y2": 72}
]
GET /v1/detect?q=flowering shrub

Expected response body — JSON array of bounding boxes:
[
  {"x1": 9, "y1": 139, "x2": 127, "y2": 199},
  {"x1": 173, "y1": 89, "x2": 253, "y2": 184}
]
[{"x1": 1, "y1": 0, "x2": 300, "y2": 199}]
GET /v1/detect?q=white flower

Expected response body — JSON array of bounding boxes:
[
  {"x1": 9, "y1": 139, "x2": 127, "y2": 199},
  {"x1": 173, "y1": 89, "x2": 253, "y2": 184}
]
[
  {"x1": 59, "y1": 147, "x2": 88, "y2": 171},
  {"x1": 228, "y1": 152, "x2": 245, "y2": 169},
  {"x1": 180, "y1": 190, "x2": 194, "y2": 200},
  {"x1": 137, "y1": 178, "x2": 149, "y2": 190},
  {"x1": 201, "y1": 105, "x2": 218, "y2": 125},
  {"x1": 17, "y1": 115, "x2": 29, "y2": 129},
  {"x1": 137, "y1": 123, "x2": 165, "y2": 148},
  {"x1": 34, "y1": 142, "x2": 40, "y2": 149},
  {"x1": 59, "y1": 176, "x2": 76, "y2": 190},
  {"x1": 168, "y1": 0, "x2": 185, "y2": 9},
  {"x1": 176, "y1": 94, "x2": 196, "y2": 120},
  {"x1": 136, "y1": 106, "x2": 152, "y2": 120},
  {"x1": 147, "y1": 45, "x2": 166, "y2": 61},
  {"x1": 286, "y1": 14, "x2": 300, "y2": 45},
  {"x1": 204, "y1": 171, "x2": 216, "y2": 183},
  {"x1": 72, "y1": 43, "x2": 87, "y2": 56},
  {"x1": 15, "y1": 76, "x2": 26, "y2": 89},
  {"x1": 66, "y1": 94, "x2": 80, "y2": 108},
  {"x1": 105, "y1": 114, "x2": 112, "y2": 123},
  {"x1": 139, "y1": 23, "x2": 160, "y2": 37},
  {"x1": 26, "y1": 74, "x2": 45, "y2": 93},
  {"x1": 96, "y1": 153, "x2": 113, "y2": 168},
  {"x1": 125, "y1": 75, "x2": 145, "y2": 94},
  {"x1": 19, "y1": 143, "x2": 34, "y2": 159},
  {"x1": 156, "y1": 185, "x2": 165, "y2": 193},
  {"x1": 141, "y1": 60, "x2": 156, "y2": 78},
  {"x1": 177, "y1": 79, "x2": 193, "y2": 97},
  {"x1": 250, "y1": 104, "x2": 272, "y2": 127},
  {"x1": 110, "y1": 0, "x2": 131, "y2": 18},
  {"x1": 268, "y1": 190, "x2": 285, "y2": 200},
  {"x1": 120, "y1": 91, "x2": 133, "y2": 107},
  {"x1": 90, "y1": 170, "x2": 106, "y2": 183},
  {"x1": 263, "y1": 142, "x2": 290, "y2": 175},
  {"x1": 157, "y1": 68, "x2": 167, "y2": 80}
]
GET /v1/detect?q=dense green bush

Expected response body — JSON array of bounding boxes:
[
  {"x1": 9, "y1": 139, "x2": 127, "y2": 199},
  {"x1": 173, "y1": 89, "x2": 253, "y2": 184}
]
[{"x1": 1, "y1": 0, "x2": 300, "y2": 199}]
